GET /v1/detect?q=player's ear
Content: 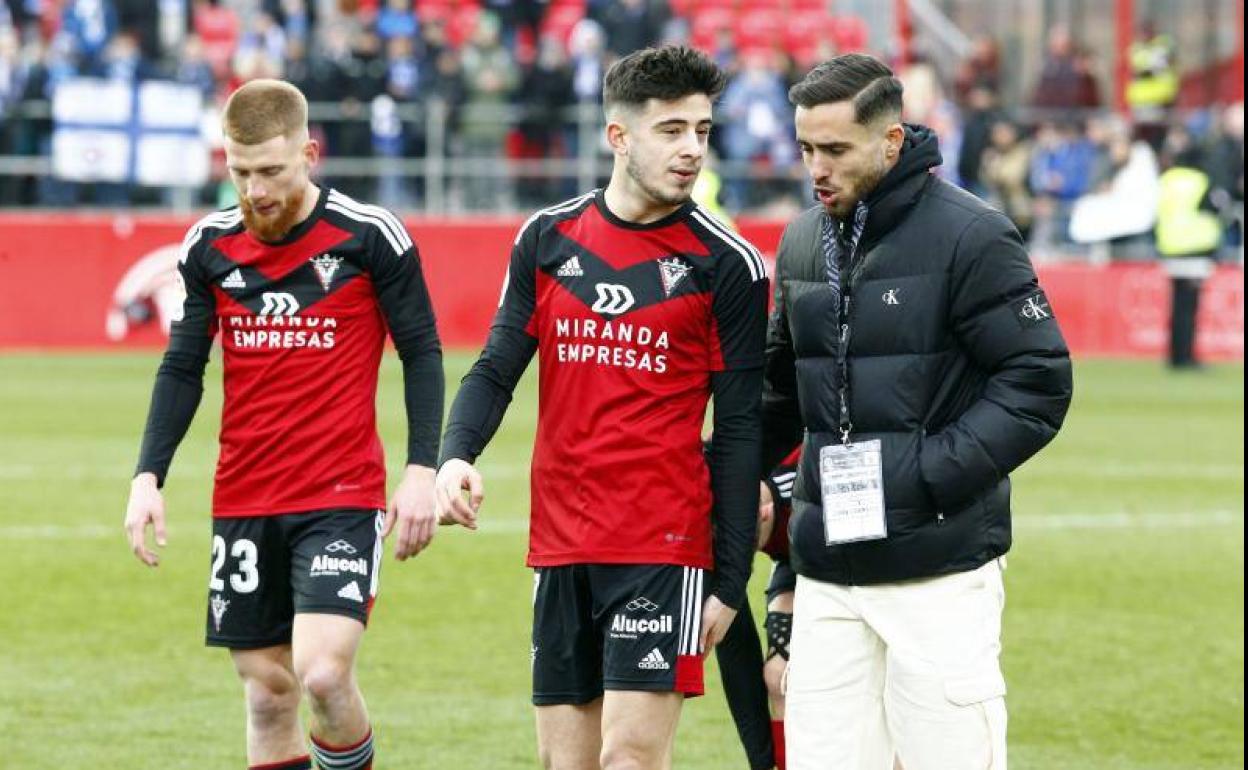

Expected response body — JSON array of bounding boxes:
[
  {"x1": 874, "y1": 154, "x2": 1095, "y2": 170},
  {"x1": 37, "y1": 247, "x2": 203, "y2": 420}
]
[
  {"x1": 605, "y1": 107, "x2": 631, "y2": 157},
  {"x1": 605, "y1": 122, "x2": 629, "y2": 156},
  {"x1": 302, "y1": 137, "x2": 320, "y2": 170}
]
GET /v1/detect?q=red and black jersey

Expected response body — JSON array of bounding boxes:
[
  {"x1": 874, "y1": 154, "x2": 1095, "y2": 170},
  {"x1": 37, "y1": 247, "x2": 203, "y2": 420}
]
[
  {"x1": 443, "y1": 190, "x2": 769, "y2": 585},
  {"x1": 761, "y1": 445, "x2": 802, "y2": 560},
  {"x1": 139, "y1": 187, "x2": 443, "y2": 518}
]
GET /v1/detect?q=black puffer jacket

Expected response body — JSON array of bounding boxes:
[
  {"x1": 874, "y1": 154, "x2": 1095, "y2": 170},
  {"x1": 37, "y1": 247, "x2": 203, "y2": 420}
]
[{"x1": 761, "y1": 125, "x2": 1073, "y2": 585}]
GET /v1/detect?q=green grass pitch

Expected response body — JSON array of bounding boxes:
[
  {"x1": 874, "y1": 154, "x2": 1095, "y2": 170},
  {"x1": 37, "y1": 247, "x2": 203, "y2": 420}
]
[{"x1": 0, "y1": 353, "x2": 1241, "y2": 768}]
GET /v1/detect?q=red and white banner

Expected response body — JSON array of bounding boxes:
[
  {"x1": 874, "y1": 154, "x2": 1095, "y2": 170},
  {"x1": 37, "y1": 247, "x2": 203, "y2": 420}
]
[{"x1": 0, "y1": 214, "x2": 1241, "y2": 361}]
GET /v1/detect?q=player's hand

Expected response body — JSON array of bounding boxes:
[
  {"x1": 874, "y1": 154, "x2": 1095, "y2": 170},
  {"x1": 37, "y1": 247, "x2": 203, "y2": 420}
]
[
  {"x1": 699, "y1": 594, "x2": 738, "y2": 655},
  {"x1": 433, "y1": 458, "x2": 483, "y2": 530},
  {"x1": 125, "y1": 472, "x2": 167, "y2": 567},
  {"x1": 757, "y1": 481, "x2": 775, "y2": 550},
  {"x1": 384, "y1": 464, "x2": 437, "y2": 560}
]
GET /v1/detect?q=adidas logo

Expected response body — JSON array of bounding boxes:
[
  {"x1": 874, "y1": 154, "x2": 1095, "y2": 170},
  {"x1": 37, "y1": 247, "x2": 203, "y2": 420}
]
[
  {"x1": 638, "y1": 648, "x2": 670, "y2": 670},
  {"x1": 221, "y1": 268, "x2": 246, "y2": 289},
  {"x1": 337, "y1": 581, "x2": 364, "y2": 603},
  {"x1": 556, "y1": 255, "x2": 584, "y2": 278}
]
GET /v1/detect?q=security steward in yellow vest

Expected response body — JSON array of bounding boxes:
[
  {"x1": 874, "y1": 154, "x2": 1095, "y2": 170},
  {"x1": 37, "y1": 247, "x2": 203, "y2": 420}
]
[
  {"x1": 1156, "y1": 149, "x2": 1224, "y2": 368},
  {"x1": 1127, "y1": 27, "x2": 1179, "y2": 149}
]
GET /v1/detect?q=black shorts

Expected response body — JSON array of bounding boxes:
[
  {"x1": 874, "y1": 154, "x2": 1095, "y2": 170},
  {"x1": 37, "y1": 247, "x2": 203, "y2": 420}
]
[
  {"x1": 765, "y1": 559, "x2": 796, "y2": 604},
  {"x1": 531, "y1": 564, "x2": 706, "y2": 706},
  {"x1": 205, "y1": 508, "x2": 384, "y2": 649}
]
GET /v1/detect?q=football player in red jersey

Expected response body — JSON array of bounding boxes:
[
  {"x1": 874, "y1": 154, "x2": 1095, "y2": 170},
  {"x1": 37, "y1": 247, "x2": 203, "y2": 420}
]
[
  {"x1": 124, "y1": 80, "x2": 444, "y2": 770},
  {"x1": 435, "y1": 46, "x2": 769, "y2": 770}
]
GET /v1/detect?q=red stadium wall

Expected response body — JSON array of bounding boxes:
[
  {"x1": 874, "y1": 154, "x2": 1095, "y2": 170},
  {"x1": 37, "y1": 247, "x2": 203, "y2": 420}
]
[{"x1": 0, "y1": 215, "x2": 1242, "y2": 361}]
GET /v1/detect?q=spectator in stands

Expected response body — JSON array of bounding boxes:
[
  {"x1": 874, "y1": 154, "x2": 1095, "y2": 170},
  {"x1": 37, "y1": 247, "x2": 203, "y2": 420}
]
[
  {"x1": 0, "y1": 23, "x2": 23, "y2": 203},
  {"x1": 1029, "y1": 120, "x2": 1097, "y2": 247},
  {"x1": 458, "y1": 10, "x2": 516, "y2": 208},
  {"x1": 599, "y1": 0, "x2": 669, "y2": 58},
  {"x1": 113, "y1": 0, "x2": 159, "y2": 62},
  {"x1": 315, "y1": 26, "x2": 386, "y2": 200},
  {"x1": 420, "y1": 31, "x2": 465, "y2": 128},
  {"x1": 59, "y1": 0, "x2": 119, "y2": 75},
  {"x1": 718, "y1": 49, "x2": 793, "y2": 211},
  {"x1": 0, "y1": 22, "x2": 18, "y2": 113},
  {"x1": 375, "y1": 0, "x2": 418, "y2": 42},
  {"x1": 708, "y1": 25, "x2": 737, "y2": 74},
  {"x1": 567, "y1": 17, "x2": 605, "y2": 104},
  {"x1": 33, "y1": 36, "x2": 82, "y2": 205},
  {"x1": 482, "y1": 0, "x2": 548, "y2": 52},
  {"x1": 981, "y1": 118, "x2": 1035, "y2": 240},
  {"x1": 172, "y1": 34, "x2": 216, "y2": 99},
  {"x1": 1068, "y1": 119, "x2": 1160, "y2": 254},
  {"x1": 957, "y1": 83, "x2": 1000, "y2": 196},
  {"x1": 1205, "y1": 102, "x2": 1245, "y2": 253},
  {"x1": 265, "y1": 0, "x2": 313, "y2": 45},
  {"x1": 954, "y1": 35, "x2": 1000, "y2": 104},
  {"x1": 102, "y1": 27, "x2": 146, "y2": 83},
  {"x1": 236, "y1": 10, "x2": 287, "y2": 73},
  {"x1": 899, "y1": 59, "x2": 961, "y2": 183},
  {"x1": 192, "y1": 0, "x2": 239, "y2": 82},
  {"x1": 516, "y1": 34, "x2": 573, "y2": 206},
  {"x1": 384, "y1": 33, "x2": 419, "y2": 102},
  {"x1": 1030, "y1": 25, "x2": 1101, "y2": 115}
]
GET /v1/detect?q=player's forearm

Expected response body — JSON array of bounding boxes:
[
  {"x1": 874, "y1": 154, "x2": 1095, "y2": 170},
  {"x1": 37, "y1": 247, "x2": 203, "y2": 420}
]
[
  {"x1": 709, "y1": 369, "x2": 763, "y2": 610},
  {"x1": 398, "y1": 346, "x2": 445, "y2": 467},
  {"x1": 438, "y1": 325, "x2": 536, "y2": 466},
  {"x1": 134, "y1": 346, "x2": 209, "y2": 487}
]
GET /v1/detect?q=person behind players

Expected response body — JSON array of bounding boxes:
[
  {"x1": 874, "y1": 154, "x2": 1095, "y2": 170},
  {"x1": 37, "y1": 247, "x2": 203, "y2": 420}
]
[
  {"x1": 716, "y1": 446, "x2": 799, "y2": 770},
  {"x1": 434, "y1": 45, "x2": 769, "y2": 770},
  {"x1": 123, "y1": 79, "x2": 444, "y2": 770}
]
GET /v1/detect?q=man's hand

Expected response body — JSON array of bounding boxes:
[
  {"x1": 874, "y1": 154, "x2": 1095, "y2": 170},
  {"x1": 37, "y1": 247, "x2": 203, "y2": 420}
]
[
  {"x1": 757, "y1": 480, "x2": 775, "y2": 550},
  {"x1": 434, "y1": 458, "x2": 484, "y2": 530},
  {"x1": 383, "y1": 464, "x2": 437, "y2": 560},
  {"x1": 699, "y1": 594, "x2": 739, "y2": 655},
  {"x1": 124, "y1": 472, "x2": 167, "y2": 567}
]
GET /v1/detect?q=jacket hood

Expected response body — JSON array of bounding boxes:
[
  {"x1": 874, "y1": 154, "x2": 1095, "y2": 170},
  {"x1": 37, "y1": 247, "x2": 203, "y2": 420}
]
[
  {"x1": 849, "y1": 124, "x2": 943, "y2": 247},
  {"x1": 865, "y1": 123, "x2": 942, "y2": 207}
]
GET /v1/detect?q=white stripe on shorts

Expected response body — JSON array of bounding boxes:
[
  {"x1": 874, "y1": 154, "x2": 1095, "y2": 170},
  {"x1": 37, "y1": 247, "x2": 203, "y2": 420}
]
[
  {"x1": 679, "y1": 567, "x2": 704, "y2": 656},
  {"x1": 370, "y1": 510, "x2": 383, "y2": 598}
]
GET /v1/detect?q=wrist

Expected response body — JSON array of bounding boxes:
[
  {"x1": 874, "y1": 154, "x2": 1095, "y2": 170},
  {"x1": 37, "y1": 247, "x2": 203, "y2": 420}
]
[
  {"x1": 403, "y1": 464, "x2": 435, "y2": 480},
  {"x1": 132, "y1": 471, "x2": 159, "y2": 488}
]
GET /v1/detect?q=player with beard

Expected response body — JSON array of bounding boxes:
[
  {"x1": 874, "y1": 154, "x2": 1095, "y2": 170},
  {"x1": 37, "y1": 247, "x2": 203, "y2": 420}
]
[
  {"x1": 123, "y1": 80, "x2": 444, "y2": 770},
  {"x1": 434, "y1": 46, "x2": 769, "y2": 769}
]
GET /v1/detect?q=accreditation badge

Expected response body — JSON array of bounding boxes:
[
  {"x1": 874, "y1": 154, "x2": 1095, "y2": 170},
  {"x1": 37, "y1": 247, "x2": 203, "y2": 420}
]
[{"x1": 819, "y1": 439, "x2": 887, "y2": 545}]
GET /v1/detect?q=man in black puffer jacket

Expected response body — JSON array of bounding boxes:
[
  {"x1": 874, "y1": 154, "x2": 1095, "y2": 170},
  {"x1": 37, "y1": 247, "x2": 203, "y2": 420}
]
[{"x1": 762, "y1": 55, "x2": 1073, "y2": 770}]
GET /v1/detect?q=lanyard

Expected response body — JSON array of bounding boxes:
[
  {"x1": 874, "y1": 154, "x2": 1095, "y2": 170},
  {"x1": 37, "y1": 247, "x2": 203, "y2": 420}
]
[
  {"x1": 826, "y1": 209, "x2": 866, "y2": 445},
  {"x1": 836, "y1": 286, "x2": 853, "y2": 445}
]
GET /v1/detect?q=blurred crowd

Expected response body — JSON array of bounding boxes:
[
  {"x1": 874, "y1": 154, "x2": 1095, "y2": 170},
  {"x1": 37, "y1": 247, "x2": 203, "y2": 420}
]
[{"x1": 0, "y1": 0, "x2": 1243, "y2": 258}]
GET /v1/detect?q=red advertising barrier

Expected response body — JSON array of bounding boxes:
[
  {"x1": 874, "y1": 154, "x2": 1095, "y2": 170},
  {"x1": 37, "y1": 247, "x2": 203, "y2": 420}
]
[{"x1": 0, "y1": 214, "x2": 1242, "y2": 361}]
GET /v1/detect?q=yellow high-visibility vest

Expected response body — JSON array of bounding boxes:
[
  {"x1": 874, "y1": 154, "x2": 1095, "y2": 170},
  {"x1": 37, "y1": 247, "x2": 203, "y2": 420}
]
[
  {"x1": 1126, "y1": 35, "x2": 1179, "y2": 108},
  {"x1": 1156, "y1": 166, "x2": 1223, "y2": 256}
]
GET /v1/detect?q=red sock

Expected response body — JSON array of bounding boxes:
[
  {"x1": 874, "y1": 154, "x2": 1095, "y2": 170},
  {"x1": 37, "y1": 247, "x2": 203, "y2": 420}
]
[
  {"x1": 771, "y1": 719, "x2": 786, "y2": 770},
  {"x1": 249, "y1": 756, "x2": 311, "y2": 770}
]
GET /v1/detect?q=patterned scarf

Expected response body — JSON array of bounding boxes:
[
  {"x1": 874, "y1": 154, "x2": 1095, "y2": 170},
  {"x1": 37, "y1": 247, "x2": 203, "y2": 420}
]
[{"x1": 820, "y1": 201, "x2": 869, "y2": 306}]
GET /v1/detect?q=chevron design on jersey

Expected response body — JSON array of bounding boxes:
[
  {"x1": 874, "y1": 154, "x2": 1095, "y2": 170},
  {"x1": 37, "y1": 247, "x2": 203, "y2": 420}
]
[{"x1": 544, "y1": 237, "x2": 708, "y2": 320}]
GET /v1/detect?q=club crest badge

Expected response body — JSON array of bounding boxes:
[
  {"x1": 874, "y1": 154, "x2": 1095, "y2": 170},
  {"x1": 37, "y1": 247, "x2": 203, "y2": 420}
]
[
  {"x1": 657, "y1": 257, "x2": 692, "y2": 297},
  {"x1": 311, "y1": 254, "x2": 343, "y2": 292}
]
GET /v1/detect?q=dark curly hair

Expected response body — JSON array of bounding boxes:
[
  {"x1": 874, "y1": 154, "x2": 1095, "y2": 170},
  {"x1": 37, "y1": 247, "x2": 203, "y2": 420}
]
[{"x1": 603, "y1": 45, "x2": 727, "y2": 114}]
